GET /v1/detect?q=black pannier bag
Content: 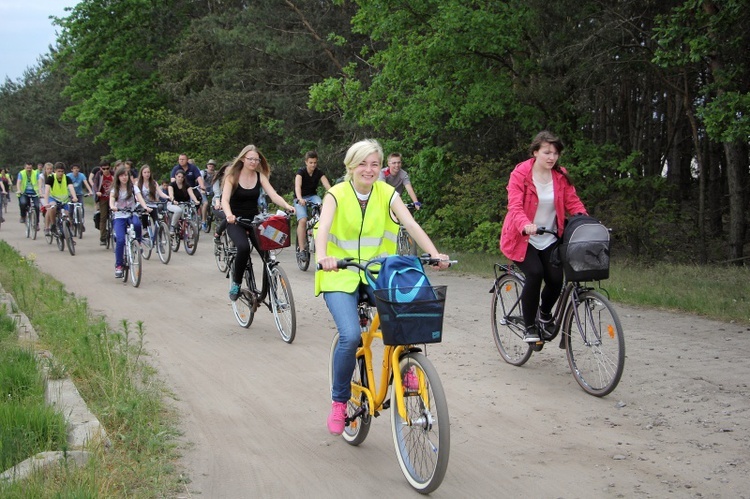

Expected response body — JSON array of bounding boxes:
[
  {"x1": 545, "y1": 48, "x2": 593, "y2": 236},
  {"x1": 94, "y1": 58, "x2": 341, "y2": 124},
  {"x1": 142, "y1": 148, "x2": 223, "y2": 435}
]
[{"x1": 559, "y1": 214, "x2": 610, "y2": 281}]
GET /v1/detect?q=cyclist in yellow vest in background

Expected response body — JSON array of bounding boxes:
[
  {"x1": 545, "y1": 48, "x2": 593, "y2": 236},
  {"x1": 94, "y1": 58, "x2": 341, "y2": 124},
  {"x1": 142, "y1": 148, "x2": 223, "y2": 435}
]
[
  {"x1": 44, "y1": 162, "x2": 78, "y2": 235},
  {"x1": 16, "y1": 162, "x2": 40, "y2": 226}
]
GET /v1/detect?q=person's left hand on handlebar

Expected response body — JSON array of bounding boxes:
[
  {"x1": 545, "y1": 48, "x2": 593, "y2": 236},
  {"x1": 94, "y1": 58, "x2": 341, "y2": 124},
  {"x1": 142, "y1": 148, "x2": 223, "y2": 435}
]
[{"x1": 432, "y1": 253, "x2": 451, "y2": 270}]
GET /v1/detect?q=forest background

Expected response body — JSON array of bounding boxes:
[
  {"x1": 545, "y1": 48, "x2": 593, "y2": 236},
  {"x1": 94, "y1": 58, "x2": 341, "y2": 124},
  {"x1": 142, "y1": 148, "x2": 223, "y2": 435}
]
[{"x1": 0, "y1": 0, "x2": 748, "y2": 264}]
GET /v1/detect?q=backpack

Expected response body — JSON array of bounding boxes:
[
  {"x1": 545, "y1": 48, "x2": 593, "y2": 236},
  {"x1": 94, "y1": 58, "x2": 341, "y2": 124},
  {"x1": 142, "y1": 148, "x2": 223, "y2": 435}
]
[
  {"x1": 558, "y1": 214, "x2": 610, "y2": 281},
  {"x1": 367, "y1": 255, "x2": 436, "y2": 302},
  {"x1": 366, "y1": 256, "x2": 446, "y2": 345}
]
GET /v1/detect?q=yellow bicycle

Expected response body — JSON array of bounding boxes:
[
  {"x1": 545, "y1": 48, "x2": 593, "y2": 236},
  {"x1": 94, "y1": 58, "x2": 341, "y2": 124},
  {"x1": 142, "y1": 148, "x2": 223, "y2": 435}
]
[{"x1": 324, "y1": 256, "x2": 451, "y2": 494}]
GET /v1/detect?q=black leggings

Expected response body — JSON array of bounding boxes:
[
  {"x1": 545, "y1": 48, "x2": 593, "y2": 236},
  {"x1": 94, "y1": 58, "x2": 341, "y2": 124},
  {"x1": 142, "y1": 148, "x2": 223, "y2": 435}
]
[
  {"x1": 515, "y1": 244, "x2": 563, "y2": 328},
  {"x1": 227, "y1": 223, "x2": 268, "y2": 285}
]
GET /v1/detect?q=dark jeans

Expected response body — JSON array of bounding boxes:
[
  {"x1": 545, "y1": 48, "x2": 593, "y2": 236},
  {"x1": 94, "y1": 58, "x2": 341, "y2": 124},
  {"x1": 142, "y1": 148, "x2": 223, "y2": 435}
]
[
  {"x1": 98, "y1": 197, "x2": 111, "y2": 241},
  {"x1": 515, "y1": 243, "x2": 563, "y2": 328},
  {"x1": 19, "y1": 194, "x2": 40, "y2": 222},
  {"x1": 226, "y1": 222, "x2": 268, "y2": 285}
]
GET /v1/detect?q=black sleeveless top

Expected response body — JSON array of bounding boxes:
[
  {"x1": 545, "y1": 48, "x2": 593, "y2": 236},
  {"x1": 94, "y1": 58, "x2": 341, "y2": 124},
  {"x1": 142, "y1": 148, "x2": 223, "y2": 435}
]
[{"x1": 229, "y1": 172, "x2": 261, "y2": 218}]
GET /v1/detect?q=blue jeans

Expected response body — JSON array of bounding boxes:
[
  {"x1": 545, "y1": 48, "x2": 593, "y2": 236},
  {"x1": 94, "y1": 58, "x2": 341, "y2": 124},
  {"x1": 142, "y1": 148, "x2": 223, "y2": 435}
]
[
  {"x1": 324, "y1": 290, "x2": 363, "y2": 403},
  {"x1": 293, "y1": 194, "x2": 322, "y2": 220},
  {"x1": 113, "y1": 215, "x2": 142, "y2": 267}
]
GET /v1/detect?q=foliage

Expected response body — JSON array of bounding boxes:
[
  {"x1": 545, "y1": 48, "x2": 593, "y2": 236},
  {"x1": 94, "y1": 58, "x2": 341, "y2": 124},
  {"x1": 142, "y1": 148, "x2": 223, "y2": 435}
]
[
  {"x1": 0, "y1": 0, "x2": 748, "y2": 262},
  {"x1": 653, "y1": 0, "x2": 750, "y2": 143},
  {"x1": 55, "y1": 0, "x2": 187, "y2": 162}
]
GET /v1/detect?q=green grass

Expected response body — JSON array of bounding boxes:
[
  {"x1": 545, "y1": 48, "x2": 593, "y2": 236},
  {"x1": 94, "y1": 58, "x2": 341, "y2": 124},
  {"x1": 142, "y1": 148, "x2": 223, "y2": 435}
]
[
  {"x1": 444, "y1": 248, "x2": 750, "y2": 324},
  {"x1": 0, "y1": 241, "x2": 183, "y2": 496},
  {"x1": 0, "y1": 326, "x2": 69, "y2": 471}
]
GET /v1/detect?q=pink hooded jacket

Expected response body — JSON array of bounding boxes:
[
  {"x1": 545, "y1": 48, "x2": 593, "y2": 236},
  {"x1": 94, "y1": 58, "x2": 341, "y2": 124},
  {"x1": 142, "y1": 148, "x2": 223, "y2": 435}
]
[{"x1": 499, "y1": 157, "x2": 587, "y2": 262}]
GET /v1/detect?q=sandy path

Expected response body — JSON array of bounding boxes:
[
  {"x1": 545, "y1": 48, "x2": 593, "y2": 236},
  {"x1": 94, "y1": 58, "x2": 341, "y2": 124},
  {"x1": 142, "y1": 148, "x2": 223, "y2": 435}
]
[{"x1": 2, "y1": 204, "x2": 748, "y2": 498}]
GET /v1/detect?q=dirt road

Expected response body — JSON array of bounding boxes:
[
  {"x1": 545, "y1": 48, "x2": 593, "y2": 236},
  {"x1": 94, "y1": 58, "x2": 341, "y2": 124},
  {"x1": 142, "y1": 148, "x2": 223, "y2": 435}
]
[{"x1": 2, "y1": 207, "x2": 748, "y2": 498}]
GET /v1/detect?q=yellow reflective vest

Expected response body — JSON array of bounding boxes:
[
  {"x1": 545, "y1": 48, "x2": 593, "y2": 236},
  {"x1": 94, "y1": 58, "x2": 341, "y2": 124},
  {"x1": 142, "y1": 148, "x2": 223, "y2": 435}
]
[
  {"x1": 18, "y1": 170, "x2": 39, "y2": 194},
  {"x1": 315, "y1": 181, "x2": 399, "y2": 295},
  {"x1": 48, "y1": 175, "x2": 71, "y2": 201}
]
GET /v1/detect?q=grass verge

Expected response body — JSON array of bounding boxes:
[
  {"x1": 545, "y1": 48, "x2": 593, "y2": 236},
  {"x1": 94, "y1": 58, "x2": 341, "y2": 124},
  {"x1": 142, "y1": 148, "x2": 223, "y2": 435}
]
[
  {"x1": 444, "y1": 248, "x2": 750, "y2": 324},
  {"x1": 0, "y1": 311, "x2": 68, "y2": 471},
  {"x1": 0, "y1": 241, "x2": 184, "y2": 496}
]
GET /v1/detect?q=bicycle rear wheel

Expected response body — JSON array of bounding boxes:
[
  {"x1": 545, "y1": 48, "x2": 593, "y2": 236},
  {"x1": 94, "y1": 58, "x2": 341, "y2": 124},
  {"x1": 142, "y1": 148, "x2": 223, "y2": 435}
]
[
  {"x1": 328, "y1": 333, "x2": 371, "y2": 445},
  {"x1": 129, "y1": 239, "x2": 142, "y2": 287},
  {"x1": 156, "y1": 222, "x2": 171, "y2": 264},
  {"x1": 55, "y1": 225, "x2": 65, "y2": 251},
  {"x1": 391, "y1": 352, "x2": 450, "y2": 494},
  {"x1": 490, "y1": 274, "x2": 532, "y2": 366},
  {"x1": 564, "y1": 290, "x2": 625, "y2": 397},
  {"x1": 169, "y1": 223, "x2": 180, "y2": 252},
  {"x1": 142, "y1": 224, "x2": 153, "y2": 260},
  {"x1": 214, "y1": 232, "x2": 229, "y2": 272},
  {"x1": 268, "y1": 264, "x2": 296, "y2": 343},
  {"x1": 231, "y1": 268, "x2": 256, "y2": 328},
  {"x1": 63, "y1": 221, "x2": 75, "y2": 256},
  {"x1": 184, "y1": 221, "x2": 199, "y2": 255}
]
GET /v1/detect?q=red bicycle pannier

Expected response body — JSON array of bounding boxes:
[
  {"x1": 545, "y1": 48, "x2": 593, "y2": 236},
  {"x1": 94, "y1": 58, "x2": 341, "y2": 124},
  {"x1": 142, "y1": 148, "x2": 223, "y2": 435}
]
[{"x1": 253, "y1": 214, "x2": 291, "y2": 251}]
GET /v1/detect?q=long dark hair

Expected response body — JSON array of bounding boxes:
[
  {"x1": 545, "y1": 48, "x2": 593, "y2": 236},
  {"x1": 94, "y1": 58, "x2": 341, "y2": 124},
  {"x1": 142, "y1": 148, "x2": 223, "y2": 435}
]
[
  {"x1": 529, "y1": 130, "x2": 571, "y2": 184},
  {"x1": 137, "y1": 164, "x2": 157, "y2": 201},
  {"x1": 113, "y1": 165, "x2": 134, "y2": 199}
]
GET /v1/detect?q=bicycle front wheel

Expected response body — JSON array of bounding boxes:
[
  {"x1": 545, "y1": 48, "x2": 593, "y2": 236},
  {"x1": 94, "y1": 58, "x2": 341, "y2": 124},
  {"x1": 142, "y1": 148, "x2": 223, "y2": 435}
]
[
  {"x1": 328, "y1": 333, "x2": 371, "y2": 446},
  {"x1": 295, "y1": 240, "x2": 310, "y2": 272},
  {"x1": 184, "y1": 221, "x2": 199, "y2": 255},
  {"x1": 75, "y1": 207, "x2": 84, "y2": 238},
  {"x1": 397, "y1": 228, "x2": 417, "y2": 256},
  {"x1": 564, "y1": 290, "x2": 625, "y2": 397},
  {"x1": 129, "y1": 239, "x2": 142, "y2": 287},
  {"x1": 268, "y1": 264, "x2": 296, "y2": 343},
  {"x1": 391, "y1": 352, "x2": 450, "y2": 494},
  {"x1": 491, "y1": 274, "x2": 532, "y2": 366},
  {"x1": 25, "y1": 210, "x2": 32, "y2": 238},
  {"x1": 63, "y1": 222, "x2": 75, "y2": 256}
]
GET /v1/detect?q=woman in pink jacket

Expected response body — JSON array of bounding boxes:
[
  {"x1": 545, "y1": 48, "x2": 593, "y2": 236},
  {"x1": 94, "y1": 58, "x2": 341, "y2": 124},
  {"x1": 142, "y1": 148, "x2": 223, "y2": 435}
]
[{"x1": 500, "y1": 131, "x2": 587, "y2": 343}]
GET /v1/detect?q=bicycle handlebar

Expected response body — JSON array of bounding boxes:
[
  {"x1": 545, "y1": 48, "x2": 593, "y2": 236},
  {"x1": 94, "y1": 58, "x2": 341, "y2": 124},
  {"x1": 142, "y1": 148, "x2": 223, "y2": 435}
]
[
  {"x1": 316, "y1": 255, "x2": 455, "y2": 273},
  {"x1": 234, "y1": 212, "x2": 290, "y2": 229}
]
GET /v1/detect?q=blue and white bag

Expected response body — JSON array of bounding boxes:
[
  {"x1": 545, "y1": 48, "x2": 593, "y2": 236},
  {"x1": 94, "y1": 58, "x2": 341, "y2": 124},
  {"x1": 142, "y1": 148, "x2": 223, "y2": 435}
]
[{"x1": 367, "y1": 256, "x2": 446, "y2": 345}]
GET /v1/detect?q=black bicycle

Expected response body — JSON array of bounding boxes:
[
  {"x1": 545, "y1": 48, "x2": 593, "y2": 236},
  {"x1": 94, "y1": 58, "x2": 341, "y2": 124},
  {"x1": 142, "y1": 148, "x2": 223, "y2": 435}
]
[
  {"x1": 141, "y1": 202, "x2": 172, "y2": 264},
  {"x1": 490, "y1": 227, "x2": 624, "y2": 397},
  {"x1": 294, "y1": 200, "x2": 321, "y2": 271},
  {"x1": 44, "y1": 203, "x2": 76, "y2": 256},
  {"x1": 225, "y1": 215, "x2": 296, "y2": 343},
  {"x1": 396, "y1": 203, "x2": 419, "y2": 256},
  {"x1": 22, "y1": 193, "x2": 40, "y2": 240}
]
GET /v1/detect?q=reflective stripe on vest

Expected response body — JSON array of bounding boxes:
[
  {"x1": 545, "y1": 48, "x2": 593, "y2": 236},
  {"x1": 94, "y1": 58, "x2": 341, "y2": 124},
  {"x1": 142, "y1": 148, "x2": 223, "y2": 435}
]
[{"x1": 315, "y1": 181, "x2": 398, "y2": 295}]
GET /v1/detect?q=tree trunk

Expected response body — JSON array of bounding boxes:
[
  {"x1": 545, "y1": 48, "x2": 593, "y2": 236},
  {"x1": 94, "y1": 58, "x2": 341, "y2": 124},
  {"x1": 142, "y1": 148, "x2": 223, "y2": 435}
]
[{"x1": 724, "y1": 140, "x2": 746, "y2": 263}]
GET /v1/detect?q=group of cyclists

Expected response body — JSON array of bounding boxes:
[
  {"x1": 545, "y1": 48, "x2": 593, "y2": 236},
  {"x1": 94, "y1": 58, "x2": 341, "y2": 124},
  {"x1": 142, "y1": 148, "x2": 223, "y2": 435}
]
[{"x1": 3, "y1": 130, "x2": 580, "y2": 439}]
